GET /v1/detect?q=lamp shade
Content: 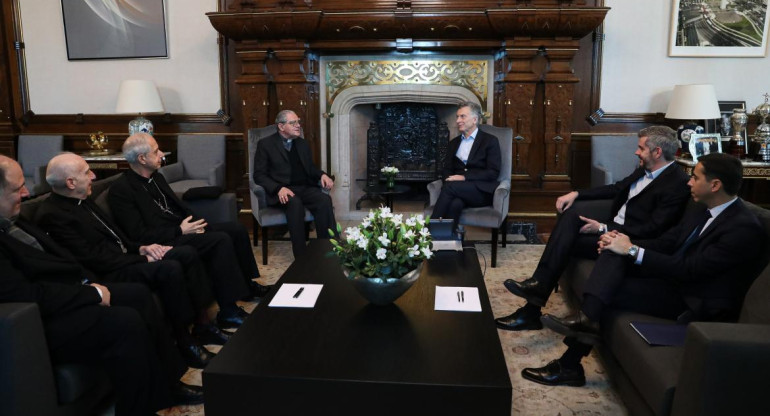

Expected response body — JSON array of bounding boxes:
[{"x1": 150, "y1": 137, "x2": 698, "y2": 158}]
[
  {"x1": 665, "y1": 84, "x2": 720, "y2": 120},
  {"x1": 115, "y1": 80, "x2": 164, "y2": 114}
]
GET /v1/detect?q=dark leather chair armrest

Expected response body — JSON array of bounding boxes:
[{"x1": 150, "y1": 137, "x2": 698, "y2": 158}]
[
  {"x1": 0, "y1": 303, "x2": 60, "y2": 416},
  {"x1": 671, "y1": 322, "x2": 770, "y2": 416}
]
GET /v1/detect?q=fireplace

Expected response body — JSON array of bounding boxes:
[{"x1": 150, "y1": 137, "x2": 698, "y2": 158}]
[
  {"x1": 366, "y1": 103, "x2": 450, "y2": 185},
  {"x1": 321, "y1": 56, "x2": 493, "y2": 219}
]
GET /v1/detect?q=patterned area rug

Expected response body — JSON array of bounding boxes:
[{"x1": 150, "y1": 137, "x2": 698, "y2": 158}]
[{"x1": 159, "y1": 241, "x2": 628, "y2": 416}]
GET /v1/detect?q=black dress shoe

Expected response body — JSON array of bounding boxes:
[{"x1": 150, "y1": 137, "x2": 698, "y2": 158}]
[
  {"x1": 242, "y1": 281, "x2": 274, "y2": 301},
  {"x1": 541, "y1": 311, "x2": 601, "y2": 345},
  {"x1": 216, "y1": 307, "x2": 249, "y2": 329},
  {"x1": 192, "y1": 323, "x2": 231, "y2": 345},
  {"x1": 494, "y1": 307, "x2": 543, "y2": 331},
  {"x1": 503, "y1": 278, "x2": 550, "y2": 307},
  {"x1": 521, "y1": 360, "x2": 585, "y2": 387},
  {"x1": 178, "y1": 342, "x2": 216, "y2": 369},
  {"x1": 172, "y1": 381, "x2": 205, "y2": 406}
]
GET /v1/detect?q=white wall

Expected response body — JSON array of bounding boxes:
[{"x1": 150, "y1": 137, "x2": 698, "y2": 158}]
[
  {"x1": 601, "y1": 0, "x2": 770, "y2": 113},
  {"x1": 20, "y1": 0, "x2": 220, "y2": 114}
]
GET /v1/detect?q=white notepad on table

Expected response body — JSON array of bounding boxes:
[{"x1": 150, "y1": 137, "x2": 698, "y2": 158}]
[
  {"x1": 434, "y1": 286, "x2": 481, "y2": 312},
  {"x1": 268, "y1": 283, "x2": 323, "y2": 308}
]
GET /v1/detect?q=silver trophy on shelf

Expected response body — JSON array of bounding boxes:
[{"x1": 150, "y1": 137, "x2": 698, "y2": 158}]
[{"x1": 754, "y1": 93, "x2": 770, "y2": 162}]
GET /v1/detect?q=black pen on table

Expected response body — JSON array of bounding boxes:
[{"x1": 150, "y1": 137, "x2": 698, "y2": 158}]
[
  {"x1": 293, "y1": 287, "x2": 304, "y2": 298},
  {"x1": 457, "y1": 291, "x2": 461, "y2": 302},
  {"x1": 461, "y1": 291, "x2": 464, "y2": 302}
]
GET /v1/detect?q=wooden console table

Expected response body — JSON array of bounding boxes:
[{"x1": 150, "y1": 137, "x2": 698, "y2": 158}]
[
  {"x1": 676, "y1": 157, "x2": 770, "y2": 207},
  {"x1": 675, "y1": 157, "x2": 770, "y2": 179}
]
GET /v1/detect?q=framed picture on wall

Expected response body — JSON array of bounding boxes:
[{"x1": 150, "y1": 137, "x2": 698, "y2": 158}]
[
  {"x1": 669, "y1": 0, "x2": 770, "y2": 57},
  {"x1": 61, "y1": 0, "x2": 168, "y2": 60},
  {"x1": 689, "y1": 133, "x2": 722, "y2": 162}
]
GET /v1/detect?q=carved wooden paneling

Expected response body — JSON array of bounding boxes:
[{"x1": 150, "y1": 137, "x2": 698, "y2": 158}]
[
  {"x1": 503, "y1": 83, "x2": 537, "y2": 176},
  {"x1": 209, "y1": 3, "x2": 609, "y2": 42},
  {"x1": 543, "y1": 83, "x2": 573, "y2": 176}
]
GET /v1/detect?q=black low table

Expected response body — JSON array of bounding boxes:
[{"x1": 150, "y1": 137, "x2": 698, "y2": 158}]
[
  {"x1": 355, "y1": 183, "x2": 410, "y2": 210},
  {"x1": 203, "y1": 240, "x2": 511, "y2": 416}
]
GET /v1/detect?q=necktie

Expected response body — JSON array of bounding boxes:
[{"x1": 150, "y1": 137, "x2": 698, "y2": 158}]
[
  {"x1": 675, "y1": 210, "x2": 712, "y2": 256},
  {"x1": 283, "y1": 139, "x2": 293, "y2": 151}
]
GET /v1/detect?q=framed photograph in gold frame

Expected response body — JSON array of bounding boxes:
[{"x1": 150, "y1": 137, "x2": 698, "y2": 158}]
[{"x1": 669, "y1": 0, "x2": 770, "y2": 57}]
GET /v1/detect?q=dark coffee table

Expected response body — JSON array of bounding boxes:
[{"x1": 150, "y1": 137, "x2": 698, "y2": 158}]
[{"x1": 203, "y1": 240, "x2": 512, "y2": 416}]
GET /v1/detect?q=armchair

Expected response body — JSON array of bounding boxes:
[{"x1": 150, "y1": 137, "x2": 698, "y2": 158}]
[
  {"x1": 425, "y1": 124, "x2": 512, "y2": 267},
  {"x1": 158, "y1": 135, "x2": 237, "y2": 223},
  {"x1": 591, "y1": 135, "x2": 639, "y2": 187},
  {"x1": 17, "y1": 135, "x2": 63, "y2": 195},
  {"x1": 247, "y1": 125, "x2": 314, "y2": 265}
]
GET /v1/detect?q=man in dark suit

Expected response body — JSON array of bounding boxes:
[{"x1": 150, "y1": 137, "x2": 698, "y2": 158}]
[
  {"x1": 431, "y1": 101, "x2": 501, "y2": 231},
  {"x1": 108, "y1": 133, "x2": 269, "y2": 328},
  {"x1": 36, "y1": 153, "x2": 232, "y2": 364},
  {"x1": 253, "y1": 109, "x2": 337, "y2": 258},
  {"x1": 0, "y1": 156, "x2": 203, "y2": 415},
  {"x1": 522, "y1": 153, "x2": 765, "y2": 386},
  {"x1": 495, "y1": 126, "x2": 691, "y2": 331}
]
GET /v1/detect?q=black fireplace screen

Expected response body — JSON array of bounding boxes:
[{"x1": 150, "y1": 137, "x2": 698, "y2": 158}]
[{"x1": 366, "y1": 103, "x2": 450, "y2": 186}]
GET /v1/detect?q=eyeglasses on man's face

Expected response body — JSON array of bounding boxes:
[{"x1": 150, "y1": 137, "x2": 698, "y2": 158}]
[{"x1": 281, "y1": 119, "x2": 302, "y2": 126}]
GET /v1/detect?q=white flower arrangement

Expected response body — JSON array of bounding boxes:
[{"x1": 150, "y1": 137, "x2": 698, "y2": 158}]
[
  {"x1": 380, "y1": 166, "x2": 399, "y2": 175},
  {"x1": 330, "y1": 207, "x2": 433, "y2": 279}
]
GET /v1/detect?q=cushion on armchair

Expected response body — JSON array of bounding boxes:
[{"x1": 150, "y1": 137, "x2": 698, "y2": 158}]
[{"x1": 182, "y1": 186, "x2": 224, "y2": 201}]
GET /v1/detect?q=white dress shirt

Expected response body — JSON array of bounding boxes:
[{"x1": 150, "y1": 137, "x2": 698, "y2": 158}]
[{"x1": 455, "y1": 128, "x2": 478, "y2": 164}]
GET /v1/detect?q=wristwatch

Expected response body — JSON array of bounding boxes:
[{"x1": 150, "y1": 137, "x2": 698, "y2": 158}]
[
  {"x1": 627, "y1": 245, "x2": 639, "y2": 258},
  {"x1": 598, "y1": 223, "x2": 608, "y2": 235}
]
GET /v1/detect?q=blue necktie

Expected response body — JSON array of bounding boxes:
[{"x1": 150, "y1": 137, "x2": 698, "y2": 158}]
[
  {"x1": 675, "y1": 211, "x2": 712, "y2": 256},
  {"x1": 283, "y1": 139, "x2": 292, "y2": 151}
]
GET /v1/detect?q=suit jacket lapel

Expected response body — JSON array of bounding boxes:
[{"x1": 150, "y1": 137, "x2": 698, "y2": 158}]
[
  {"x1": 270, "y1": 135, "x2": 290, "y2": 164},
  {"x1": 628, "y1": 163, "x2": 676, "y2": 200},
  {"x1": 696, "y1": 199, "x2": 742, "y2": 242},
  {"x1": 466, "y1": 130, "x2": 484, "y2": 163}
]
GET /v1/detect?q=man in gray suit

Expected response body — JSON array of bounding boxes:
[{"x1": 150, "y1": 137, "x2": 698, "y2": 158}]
[{"x1": 253, "y1": 110, "x2": 337, "y2": 258}]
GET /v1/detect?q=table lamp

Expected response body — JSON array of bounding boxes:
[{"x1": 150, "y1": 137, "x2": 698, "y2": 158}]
[
  {"x1": 115, "y1": 80, "x2": 164, "y2": 135},
  {"x1": 665, "y1": 84, "x2": 721, "y2": 155}
]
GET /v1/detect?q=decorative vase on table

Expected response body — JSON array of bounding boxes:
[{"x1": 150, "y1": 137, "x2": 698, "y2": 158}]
[
  {"x1": 330, "y1": 207, "x2": 433, "y2": 305},
  {"x1": 381, "y1": 166, "x2": 399, "y2": 189},
  {"x1": 343, "y1": 263, "x2": 423, "y2": 305}
]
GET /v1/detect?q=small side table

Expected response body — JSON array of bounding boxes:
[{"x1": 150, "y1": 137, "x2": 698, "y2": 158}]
[{"x1": 356, "y1": 183, "x2": 410, "y2": 210}]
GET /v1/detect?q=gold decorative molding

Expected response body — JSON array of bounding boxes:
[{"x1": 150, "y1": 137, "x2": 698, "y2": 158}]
[{"x1": 325, "y1": 60, "x2": 488, "y2": 107}]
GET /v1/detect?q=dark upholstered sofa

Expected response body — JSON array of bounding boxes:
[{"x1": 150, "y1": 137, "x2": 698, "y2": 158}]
[
  {"x1": 559, "y1": 199, "x2": 770, "y2": 416},
  {"x1": 1, "y1": 171, "x2": 227, "y2": 416},
  {"x1": 0, "y1": 174, "x2": 121, "y2": 416}
]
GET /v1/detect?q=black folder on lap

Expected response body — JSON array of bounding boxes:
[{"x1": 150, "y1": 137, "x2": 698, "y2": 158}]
[{"x1": 630, "y1": 321, "x2": 688, "y2": 347}]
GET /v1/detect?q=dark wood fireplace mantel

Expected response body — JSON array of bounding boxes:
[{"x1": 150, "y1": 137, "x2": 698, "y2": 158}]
[
  {"x1": 207, "y1": 3, "x2": 608, "y2": 43},
  {"x1": 208, "y1": 0, "x2": 609, "y2": 221}
]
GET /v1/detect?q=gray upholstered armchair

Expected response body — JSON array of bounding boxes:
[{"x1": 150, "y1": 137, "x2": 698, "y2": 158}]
[
  {"x1": 248, "y1": 125, "x2": 314, "y2": 265},
  {"x1": 425, "y1": 124, "x2": 513, "y2": 267},
  {"x1": 17, "y1": 135, "x2": 63, "y2": 195},
  {"x1": 590, "y1": 135, "x2": 639, "y2": 187},
  {"x1": 159, "y1": 134, "x2": 226, "y2": 193},
  {"x1": 158, "y1": 135, "x2": 237, "y2": 223}
]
